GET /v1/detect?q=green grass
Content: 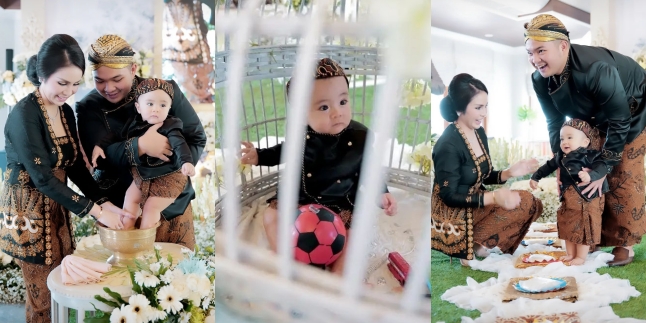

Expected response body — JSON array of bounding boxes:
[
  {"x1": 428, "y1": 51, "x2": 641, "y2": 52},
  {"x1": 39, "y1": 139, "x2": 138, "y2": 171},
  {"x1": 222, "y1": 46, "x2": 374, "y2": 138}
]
[
  {"x1": 431, "y1": 238, "x2": 646, "y2": 322},
  {"x1": 214, "y1": 79, "x2": 431, "y2": 148}
]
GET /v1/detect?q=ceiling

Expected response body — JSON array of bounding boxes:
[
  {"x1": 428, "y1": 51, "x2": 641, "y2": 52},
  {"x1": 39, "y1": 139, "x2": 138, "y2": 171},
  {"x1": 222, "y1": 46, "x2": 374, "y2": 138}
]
[{"x1": 431, "y1": 0, "x2": 591, "y2": 47}]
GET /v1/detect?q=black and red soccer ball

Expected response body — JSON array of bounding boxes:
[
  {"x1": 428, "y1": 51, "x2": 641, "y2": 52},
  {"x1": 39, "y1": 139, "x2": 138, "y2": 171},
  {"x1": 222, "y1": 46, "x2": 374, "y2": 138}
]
[{"x1": 292, "y1": 204, "x2": 347, "y2": 267}]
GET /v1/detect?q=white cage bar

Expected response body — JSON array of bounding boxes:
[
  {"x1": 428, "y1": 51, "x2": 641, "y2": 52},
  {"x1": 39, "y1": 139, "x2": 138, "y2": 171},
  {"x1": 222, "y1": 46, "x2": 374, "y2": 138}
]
[{"x1": 213, "y1": 1, "x2": 431, "y2": 322}]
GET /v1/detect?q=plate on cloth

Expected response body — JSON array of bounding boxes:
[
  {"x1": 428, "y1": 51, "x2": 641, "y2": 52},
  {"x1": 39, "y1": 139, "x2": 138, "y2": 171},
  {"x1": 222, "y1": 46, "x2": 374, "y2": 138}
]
[
  {"x1": 514, "y1": 251, "x2": 567, "y2": 269},
  {"x1": 495, "y1": 311, "x2": 581, "y2": 323},
  {"x1": 513, "y1": 277, "x2": 567, "y2": 293},
  {"x1": 502, "y1": 277, "x2": 578, "y2": 303},
  {"x1": 521, "y1": 239, "x2": 554, "y2": 246},
  {"x1": 522, "y1": 254, "x2": 557, "y2": 263},
  {"x1": 531, "y1": 223, "x2": 557, "y2": 233}
]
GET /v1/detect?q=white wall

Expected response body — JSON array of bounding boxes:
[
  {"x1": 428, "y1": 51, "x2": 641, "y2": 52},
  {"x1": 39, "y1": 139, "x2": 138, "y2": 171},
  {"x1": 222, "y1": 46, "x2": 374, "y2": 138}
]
[
  {"x1": 431, "y1": 27, "x2": 531, "y2": 140},
  {"x1": 0, "y1": 9, "x2": 18, "y2": 72},
  {"x1": 610, "y1": 0, "x2": 646, "y2": 56}
]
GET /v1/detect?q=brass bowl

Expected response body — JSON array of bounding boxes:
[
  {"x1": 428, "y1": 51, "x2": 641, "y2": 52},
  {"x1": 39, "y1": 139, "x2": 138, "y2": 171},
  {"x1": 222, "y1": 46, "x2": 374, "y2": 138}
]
[{"x1": 96, "y1": 220, "x2": 161, "y2": 267}]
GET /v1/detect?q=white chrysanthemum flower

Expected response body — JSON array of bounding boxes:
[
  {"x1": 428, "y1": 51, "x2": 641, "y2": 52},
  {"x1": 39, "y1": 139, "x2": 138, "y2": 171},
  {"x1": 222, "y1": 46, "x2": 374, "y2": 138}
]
[
  {"x1": 149, "y1": 263, "x2": 161, "y2": 275},
  {"x1": 158, "y1": 285, "x2": 184, "y2": 314},
  {"x1": 149, "y1": 309, "x2": 167, "y2": 321},
  {"x1": 179, "y1": 311, "x2": 192, "y2": 323},
  {"x1": 0, "y1": 250, "x2": 13, "y2": 265},
  {"x1": 160, "y1": 270, "x2": 174, "y2": 284},
  {"x1": 181, "y1": 247, "x2": 193, "y2": 255},
  {"x1": 126, "y1": 294, "x2": 151, "y2": 323},
  {"x1": 134, "y1": 271, "x2": 160, "y2": 288},
  {"x1": 207, "y1": 261, "x2": 215, "y2": 268},
  {"x1": 159, "y1": 258, "x2": 171, "y2": 268},
  {"x1": 110, "y1": 304, "x2": 137, "y2": 323},
  {"x1": 201, "y1": 296, "x2": 212, "y2": 310},
  {"x1": 154, "y1": 244, "x2": 162, "y2": 251}
]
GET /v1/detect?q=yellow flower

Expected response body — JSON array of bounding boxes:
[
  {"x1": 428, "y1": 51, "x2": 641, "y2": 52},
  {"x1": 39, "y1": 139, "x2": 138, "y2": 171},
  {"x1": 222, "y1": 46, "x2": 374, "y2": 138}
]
[{"x1": 2, "y1": 70, "x2": 14, "y2": 83}]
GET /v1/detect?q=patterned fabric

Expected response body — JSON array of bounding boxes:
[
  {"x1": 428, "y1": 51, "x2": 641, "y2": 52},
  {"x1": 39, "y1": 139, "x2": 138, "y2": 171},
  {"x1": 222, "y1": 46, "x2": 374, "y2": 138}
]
[
  {"x1": 524, "y1": 14, "x2": 570, "y2": 42},
  {"x1": 558, "y1": 186, "x2": 603, "y2": 246},
  {"x1": 599, "y1": 129, "x2": 646, "y2": 246},
  {"x1": 285, "y1": 58, "x2": 349, "y2": 96},
  {"x1": 135, "y1": 78, "x2": 175, "y2": 101},
  {"x1": 132, "y1": 168, "x2": 188, "y2": 208},
  {"x1": 472, "y1": 190, "x2": 543, "y2": 254},
  {"x1": 562, "y1": 118, "x2": 601, "y2": 150},
  {"x1": 156, "y1": 204, "x2": 195, "y2": 250},
  {"x1": 1, "y1": 91, "x2": 106, "y2": 265},
  {"x1": 87, "y1": 34, "x2": 136, "y2": 70},
  {"x1": 16, "y1": 198, "x2": 74, "y2": 323}
]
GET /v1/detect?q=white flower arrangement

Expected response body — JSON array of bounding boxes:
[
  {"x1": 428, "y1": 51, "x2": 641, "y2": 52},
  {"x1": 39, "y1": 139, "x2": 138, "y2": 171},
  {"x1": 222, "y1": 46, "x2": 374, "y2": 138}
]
[
  {"x1": 12, "y1": 51, "x2": 37, "y2": 72},
  {"x1": 1, "y1": 70, "x2": 36, "y2": 108},
  {"x1": 406, "y1": 141, "x2": 432, "y2": 176},
  {"x1": 400, "y1": 79, "x2": 431, "y2": 108},
  {"x1": 510, "y1": 177, "x2": 560, "y2": 223},
  {"x1": 0, "y1": 263, "x2": 26, "y2": 304},
  {"x1": 134, "y1": 49, "x2": 155, "y2": 79},
  {"x1": 86, "y1": 246, "x2": 215, "y2": 323},
  {"x1": 214, "y1": 155, "x2": 252, "y2": 188}
]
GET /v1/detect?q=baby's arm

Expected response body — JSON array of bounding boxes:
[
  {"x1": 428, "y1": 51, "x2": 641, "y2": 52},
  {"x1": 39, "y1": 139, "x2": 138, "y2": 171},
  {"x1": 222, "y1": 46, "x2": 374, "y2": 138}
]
[
  {"x1": 530, "y1": 156, "x2": 559, "y2": 189},
  {"x1": 166, "y1": 129, "x2": 195, "y2": 176},
  {"x1": 91, "y1": 146, "x2": 106, "y2": 168}
]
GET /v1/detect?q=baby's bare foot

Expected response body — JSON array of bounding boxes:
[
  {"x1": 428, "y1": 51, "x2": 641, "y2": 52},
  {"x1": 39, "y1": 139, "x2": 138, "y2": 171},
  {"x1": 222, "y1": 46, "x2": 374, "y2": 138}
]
[
  {"x1": 560, "y1": 255, "x2": 574, "y2": 262},
  {"x1": 568, "y1": 257, "x2": 586, "y2": 266}
]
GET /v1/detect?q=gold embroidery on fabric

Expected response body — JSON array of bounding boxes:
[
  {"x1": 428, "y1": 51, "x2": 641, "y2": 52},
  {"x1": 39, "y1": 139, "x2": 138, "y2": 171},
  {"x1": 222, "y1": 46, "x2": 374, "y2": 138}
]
[
  {"x1": 443, "y1": 180, "x2": 449, "y2": 187},
  {"x1": 17, "y1": 170, "x2": 30, "y2": 185},
  {"x1": 53, "y1": 136, "x2": 70, "y2": 145},
  {"x1": 33, "y1": 158, "x2": 41, "y2": 165}
]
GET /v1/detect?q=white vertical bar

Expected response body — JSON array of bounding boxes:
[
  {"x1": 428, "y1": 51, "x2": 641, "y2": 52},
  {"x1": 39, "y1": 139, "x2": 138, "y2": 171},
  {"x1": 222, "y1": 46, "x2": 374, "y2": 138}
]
[
  {"x1": 400, "y1": 210, "x2": 431, "y2": 312},
  {"x1": 343, "y1": 59, "x2": 403, "y2": 299},
  {"x1": 276, "y1": 0, "x2": 329, "y2": 280},
  {"x1": 222, "y1": 0, "x2": 263, "y2": 260},
  {"x1": 77, "y1": 309, "x2": 86, "y2": 322}
]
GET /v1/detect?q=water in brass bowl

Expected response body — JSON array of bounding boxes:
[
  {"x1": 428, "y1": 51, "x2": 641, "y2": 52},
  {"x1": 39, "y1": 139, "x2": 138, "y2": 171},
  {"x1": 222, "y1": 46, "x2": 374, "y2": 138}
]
[{"x1": 96, "y1": 219, "x2": 161, "y2": 267}]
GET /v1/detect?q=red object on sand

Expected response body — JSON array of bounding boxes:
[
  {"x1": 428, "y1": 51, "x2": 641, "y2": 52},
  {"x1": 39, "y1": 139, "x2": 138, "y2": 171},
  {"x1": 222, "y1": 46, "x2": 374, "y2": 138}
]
[{"x1": 387, "y1": 252, "x2": 410, "y2": 286}]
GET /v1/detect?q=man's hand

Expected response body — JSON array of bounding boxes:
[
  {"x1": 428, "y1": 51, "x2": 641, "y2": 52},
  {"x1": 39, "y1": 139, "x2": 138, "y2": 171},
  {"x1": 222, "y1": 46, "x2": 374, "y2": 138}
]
[
  {"x1": 91, "y1": 146, "x2": 105, "y2": 169},
  {"x1": 579, "y1": 167, "x2": 605, "y2": 198},
  {"x1": 138, "y1": 123, "x2": 172, "y2": 161}
]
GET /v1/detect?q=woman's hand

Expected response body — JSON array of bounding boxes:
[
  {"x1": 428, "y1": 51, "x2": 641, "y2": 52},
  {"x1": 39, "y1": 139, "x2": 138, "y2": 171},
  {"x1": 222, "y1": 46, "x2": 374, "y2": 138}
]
[
  {"x1": 99, "y1": 202, "x2": 136, "y2": 230},
  {"x1": 507, "y1": 158, "x2": 539, "y2": 178},
  {"x1": 240, "y1": 141, "x2": 259, "y2": 165},
  {"x1": 493, "y1": 188, "x2": 521, "y2": 210}
]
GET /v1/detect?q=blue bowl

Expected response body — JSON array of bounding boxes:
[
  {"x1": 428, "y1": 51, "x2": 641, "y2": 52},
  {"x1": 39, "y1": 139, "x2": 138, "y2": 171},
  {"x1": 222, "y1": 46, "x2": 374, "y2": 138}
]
[
  {"x1": 521, "y1": 239, "x2": 554, "y2": 246},
  {"x1": 514, "y1": 278, "x2": 567, "y2": 294}
]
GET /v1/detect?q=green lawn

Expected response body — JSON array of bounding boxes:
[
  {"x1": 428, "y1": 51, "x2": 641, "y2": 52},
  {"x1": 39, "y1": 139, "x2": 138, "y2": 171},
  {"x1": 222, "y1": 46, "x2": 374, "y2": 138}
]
[
  {"x1": 431, "y1": 239, "x2": 646, "y2": 322},
  {"x1": 214, "y1": 79, "x2": 431, "y2": 148}
]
